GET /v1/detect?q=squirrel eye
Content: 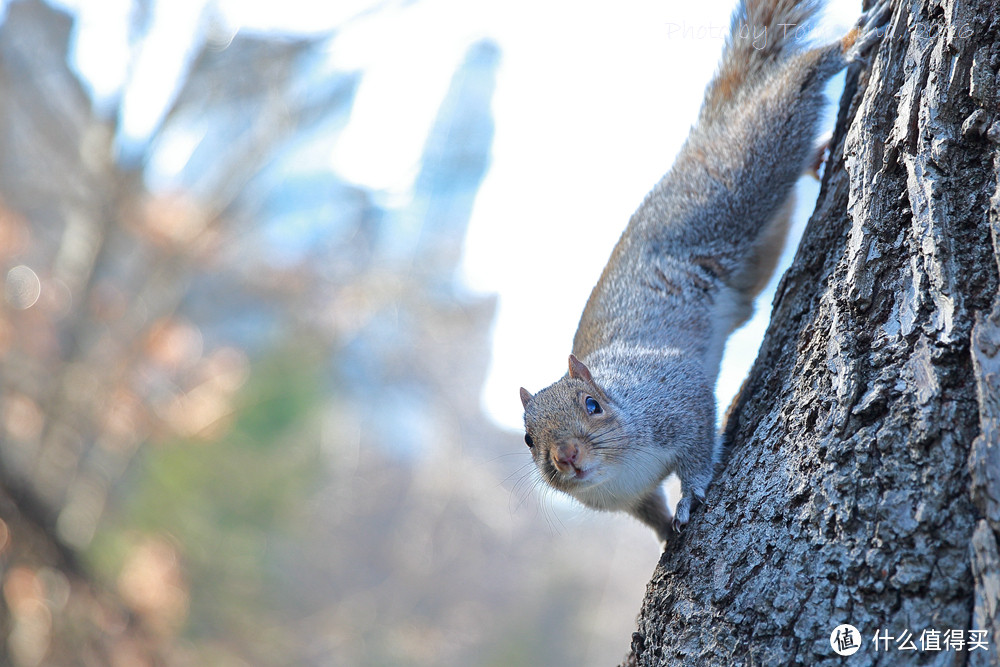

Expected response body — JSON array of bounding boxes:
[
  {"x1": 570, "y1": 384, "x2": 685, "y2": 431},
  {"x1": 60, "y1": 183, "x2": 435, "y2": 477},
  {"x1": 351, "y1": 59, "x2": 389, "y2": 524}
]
[
  {"x1": 524, "y1": 433, "x2": 534, "y2": 448},
  {"x1": 585, "y1": 396, "x2": 602, "y2": 415}
]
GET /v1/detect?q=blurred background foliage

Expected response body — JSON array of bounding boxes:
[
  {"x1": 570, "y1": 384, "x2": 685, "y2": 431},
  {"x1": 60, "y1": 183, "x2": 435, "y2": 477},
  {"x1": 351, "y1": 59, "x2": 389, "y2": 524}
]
[{"x1": 0, "y1": 0, "x2": 656, "y2": 664}]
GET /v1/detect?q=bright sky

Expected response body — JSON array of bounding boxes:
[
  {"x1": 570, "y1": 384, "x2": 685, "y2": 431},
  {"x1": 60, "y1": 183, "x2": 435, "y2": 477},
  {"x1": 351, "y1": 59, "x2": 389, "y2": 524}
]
[
  {"x1": 327, "y1": 0, "x2": 739, "y2": 432},
  {"x1": 55, "y1": 0, "x2": 859, "y2": 431}
]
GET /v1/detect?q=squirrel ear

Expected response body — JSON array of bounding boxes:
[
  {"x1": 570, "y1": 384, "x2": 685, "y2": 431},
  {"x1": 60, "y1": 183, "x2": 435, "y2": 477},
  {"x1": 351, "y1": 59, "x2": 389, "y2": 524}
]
[
  {"x1": 567, "y1": 354, "x2": 593, "y2": 383},
  {"x1": 519, "y1": 387, "x2": 533, "y2": 409}
]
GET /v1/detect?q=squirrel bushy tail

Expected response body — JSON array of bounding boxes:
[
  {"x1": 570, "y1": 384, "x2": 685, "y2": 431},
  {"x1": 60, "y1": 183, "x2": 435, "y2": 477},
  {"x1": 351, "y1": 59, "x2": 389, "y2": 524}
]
[
  {"x1": 704, "y1": 0, "x2": 824, "y2": 113},
  {"x1": 624, "y1": 0, "x2": 879, "y2": 324},
  {"x1": 575, "y1": 0, "x2": 891, "y2": 367}
]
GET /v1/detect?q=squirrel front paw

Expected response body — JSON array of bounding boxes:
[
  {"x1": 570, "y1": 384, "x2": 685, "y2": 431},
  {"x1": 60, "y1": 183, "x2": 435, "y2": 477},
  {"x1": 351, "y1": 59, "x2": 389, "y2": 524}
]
[{"x1": 672, "y1": 497, "x2": 693, "y2": 532}]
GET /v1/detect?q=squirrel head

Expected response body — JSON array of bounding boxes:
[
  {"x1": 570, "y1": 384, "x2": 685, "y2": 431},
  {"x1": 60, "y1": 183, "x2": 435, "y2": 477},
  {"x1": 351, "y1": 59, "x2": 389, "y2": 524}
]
[{"x1": 519, "y1": 354, "x2": 632, "y2": 501}]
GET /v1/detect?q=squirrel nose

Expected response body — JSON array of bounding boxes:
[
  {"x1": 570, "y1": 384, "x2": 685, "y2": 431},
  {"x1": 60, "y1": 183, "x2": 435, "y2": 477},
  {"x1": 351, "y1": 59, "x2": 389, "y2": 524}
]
[{"x1": 552, "y1": 443, "x2": 579, "y2": 470}]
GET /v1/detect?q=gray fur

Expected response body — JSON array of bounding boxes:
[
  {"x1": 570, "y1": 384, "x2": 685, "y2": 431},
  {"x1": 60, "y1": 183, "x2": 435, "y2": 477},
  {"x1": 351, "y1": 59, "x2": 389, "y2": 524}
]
[{"x1": 521, "y1": 0, "x2": 889, "y2": 543}]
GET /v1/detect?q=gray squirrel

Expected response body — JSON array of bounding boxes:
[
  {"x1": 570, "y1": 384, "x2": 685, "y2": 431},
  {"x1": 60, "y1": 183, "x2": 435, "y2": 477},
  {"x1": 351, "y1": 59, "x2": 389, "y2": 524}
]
[{"x1": 519, "y1": 0, "x2": 890, "y2": 543}]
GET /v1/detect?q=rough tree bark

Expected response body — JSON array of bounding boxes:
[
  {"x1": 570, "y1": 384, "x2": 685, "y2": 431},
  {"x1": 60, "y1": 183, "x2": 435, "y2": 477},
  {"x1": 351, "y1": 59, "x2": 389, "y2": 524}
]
[{"x1": 621, "y1": 0, "x2": 1000, "y2": 665}]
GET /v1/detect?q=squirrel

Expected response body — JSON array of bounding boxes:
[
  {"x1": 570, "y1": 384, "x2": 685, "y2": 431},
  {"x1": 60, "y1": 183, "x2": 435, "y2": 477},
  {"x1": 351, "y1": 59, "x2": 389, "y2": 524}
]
[{"x1": 518, "y1": 0, "x2": 890, "y2": 543}]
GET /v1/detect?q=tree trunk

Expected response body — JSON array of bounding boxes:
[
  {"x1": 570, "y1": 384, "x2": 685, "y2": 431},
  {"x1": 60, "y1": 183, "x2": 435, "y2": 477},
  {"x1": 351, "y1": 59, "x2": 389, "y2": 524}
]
[{"x1": 622, "y1": 0, "x2": 1000, "y2": 664}]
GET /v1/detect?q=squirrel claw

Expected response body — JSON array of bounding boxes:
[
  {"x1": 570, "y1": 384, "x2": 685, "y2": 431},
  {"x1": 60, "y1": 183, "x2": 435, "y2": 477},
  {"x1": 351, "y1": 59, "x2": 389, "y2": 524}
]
[{"x1": 673, "y1": 497, "x2": 693, "y2": 531}]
